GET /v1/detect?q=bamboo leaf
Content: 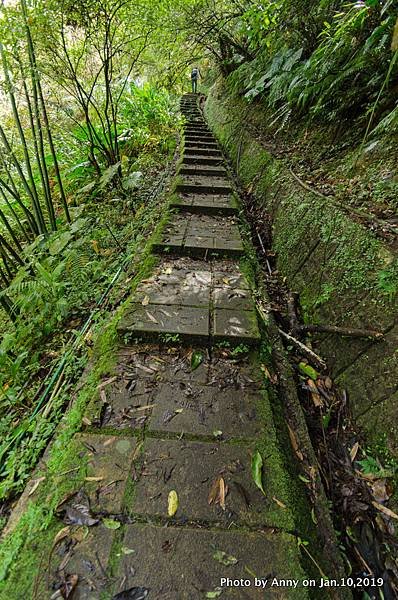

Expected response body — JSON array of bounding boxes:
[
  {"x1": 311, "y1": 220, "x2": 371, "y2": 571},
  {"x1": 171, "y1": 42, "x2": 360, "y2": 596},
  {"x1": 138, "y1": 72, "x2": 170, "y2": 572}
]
[{"x1": 252, "y1": 450, "x2": 265, "y2": 495}]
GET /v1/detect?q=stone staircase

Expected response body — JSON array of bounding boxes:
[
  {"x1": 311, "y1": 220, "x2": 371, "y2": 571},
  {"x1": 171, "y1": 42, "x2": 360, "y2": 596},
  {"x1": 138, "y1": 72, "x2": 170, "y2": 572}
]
[{"x1": 117, "y1": 94, "x2": 261, "y2": 347}]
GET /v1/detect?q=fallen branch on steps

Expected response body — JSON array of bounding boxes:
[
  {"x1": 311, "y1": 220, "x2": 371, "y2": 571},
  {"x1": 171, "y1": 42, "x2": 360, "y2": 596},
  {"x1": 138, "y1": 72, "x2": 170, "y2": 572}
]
[
  {"x1": 278, "y1": 328, "x2": 327, "y2": 371},
  {"x1": 299, "y1": 323, "x2": 384, "y2": 339}
]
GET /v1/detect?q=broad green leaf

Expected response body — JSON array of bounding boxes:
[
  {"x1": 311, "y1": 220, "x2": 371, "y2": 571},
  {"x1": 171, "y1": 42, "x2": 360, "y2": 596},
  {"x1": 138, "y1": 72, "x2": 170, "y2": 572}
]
[
  {"x1": 298, "y1": 362, "x2": 318, "y2": 381},
  {"x1": 190, "y1": 350, "x2": 204, "y2": 371},
  {"x1": 252, "y1": 450, "x2": 265, "y2": 495},
  {"x1": 168, "y1": 490, "x2": 178, "y2": 516}
]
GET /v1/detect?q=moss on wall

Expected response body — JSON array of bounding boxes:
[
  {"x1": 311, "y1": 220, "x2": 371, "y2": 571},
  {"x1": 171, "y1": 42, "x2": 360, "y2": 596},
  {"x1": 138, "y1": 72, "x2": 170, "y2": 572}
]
[{"x1": 205, "y1": 79, "x2": 398, "y2": 456}]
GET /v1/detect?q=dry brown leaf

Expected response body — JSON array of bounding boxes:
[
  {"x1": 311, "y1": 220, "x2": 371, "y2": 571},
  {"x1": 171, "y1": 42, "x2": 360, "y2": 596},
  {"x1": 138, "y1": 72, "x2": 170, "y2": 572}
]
[
  {"x1": 99, "y1": 388, "x2": 107, "y2": 404},
  {"x1": 371, "y1": 479, "x2": 391, "y2": 503},
  {"x1": 272, "y1": 496, "x2": 287, "y2": 509},
  {"x1": 287, "y1": 424, "x2": 304, "y2": 461},
  {"x1": 372, "y1": 501, "x2": 398, "y2": 520},
  {"x1": 307, "y1": 378, "x2": 323, "y2": 407},
  {"x1": 52, "y1": 526, "x2": 71, "y2": 548},
  {"x1": 97, "y1": 376, "x2": 118, "y2": 390},
  {"x1": 82, "y1": 416, "x2": 92, "y2": 426},
  {"x1": 208, "y1": 476, "x2": 221, "y2": 505},
  {"x1": 219, "y1": 477, "x2": 226, "y2": 511},
  {"x1": 350, "y1": 442, "x2": 359, "y2": 462},
  {"x1": 324, "y1": 376, "x2": 333, "y2": 390},
  {"x1": 28, "y1": 476, "x2": 45, "y2": 497}
]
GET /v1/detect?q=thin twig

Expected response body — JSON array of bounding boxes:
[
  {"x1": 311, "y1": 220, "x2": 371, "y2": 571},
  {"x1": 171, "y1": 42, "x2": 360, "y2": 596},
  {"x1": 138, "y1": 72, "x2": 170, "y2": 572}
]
[{"x1": 278, "y1": 328, "x2": 327, "y2": 371}]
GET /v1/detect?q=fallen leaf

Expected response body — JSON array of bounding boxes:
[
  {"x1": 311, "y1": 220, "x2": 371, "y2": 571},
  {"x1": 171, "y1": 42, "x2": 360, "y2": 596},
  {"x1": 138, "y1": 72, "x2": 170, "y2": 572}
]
[
  {"x1": 121, "y1": 546, "x2": 135, "y2": 555},
  {"x1": 371, "y1": 479, "x2": 391, "y2": 503},
  {"x1": 52, "y1": 526, "x2": 71, "y2": 548},
  {"x1": 102, "y1": 518, "x2": 121, "y2": 530},
  {"x1": 298, "y1": 362, "x2": 318, "y2": 381},
  {"x1": 208, "y1": 476, "x2": 228, "y2": 510},
  {"x1": 350, "y1": 442, "x2": 360, "y2": 462},
  {"x1": 306, "y1": 379, "x2": 323, "y2": 407},
  {"x1": 28, "y1": 476, "x2": 45, "y2": 496},
  {"x1": 168, "y1": 490, "x2": 178, "y2": 516},
  {"x1": 206, "y1": 588, "x2": 223, "y2": 599},
  {"x1": 272, "y1": 496, "x2": 287, "y2": 509},
  {"x1": 219, "y1": 477, "x2": 226, "y2": 510},
  {"x1": 85, "y1": 476, "x2": 104, "y2": 482},
  {"x1": 213, "y1": 550, "x2": 238, "y2": 566},
  {"x1": 190, "y1": 350, "x2": 204, "y2": 371},
  {"x1": 142, "y1": 295, "x2": 150, "y2": 306},
  {"x1": 287, "y1": 424, "x2": 304, "y2": 462},
  {"x1": 372, "y1": 501, "x2": 398, "y2": 520},
  {"x1": 64, "y1": 503, "x2": 99, "y2": 527},
  {"x1": 261, "y1": 365, "x2": 278, "y2": 384},
  {"x1": 112, "y1": 588, "x2": 150, "y2": 600},
  {"x1": 213, "y1": 430, "x2": 223, "y2": 438},
  {"x1": 252, "y1": 450, "x2": 265, "y2": 495},
  {"x1": 57, "y1": 573, "x2": 79, "y2": 599}
]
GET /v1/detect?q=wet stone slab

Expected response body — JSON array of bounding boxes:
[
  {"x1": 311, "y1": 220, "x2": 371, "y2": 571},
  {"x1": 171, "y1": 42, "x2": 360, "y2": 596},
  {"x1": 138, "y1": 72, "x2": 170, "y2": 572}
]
[
  {"x1": 214, "y1": 287, "x2": 254, "y2": 311},
  {"x1": 49, "y1": 523, "x2": 116, "y2": 600},
  {"x1": 135, "y1": 268, "x2": 211, "y2": 307},
  {"x1": 90, "y1": 377, "x2": 157, "y2": 430},
  {"x1": 154, "y1": 213, "x2": 244, "y2": 258},
  {"x1": 117, "y1": 304, "x2": 210, "y2": 344},
  {"x1": 177, "y1": 174, "x2": 231, "y2": 195},
  {"x1": 171, "y1": 193, "x2": 237, "y2": 216},
  {"x1": 132, "y1": 438, "x2": 269, "y2": 526},
  {"x1": 148, "y1": 380, "x2": 262, "y2": 438},
  {"x1": 214, "y1": 308, "x2": 260, "y2": 344},
  {"x1": 115, "y1": 525, "x2": 308, "y2": 600},
  {"x1": 74, "y1": 434, "x2": 136, "y2": 513}
]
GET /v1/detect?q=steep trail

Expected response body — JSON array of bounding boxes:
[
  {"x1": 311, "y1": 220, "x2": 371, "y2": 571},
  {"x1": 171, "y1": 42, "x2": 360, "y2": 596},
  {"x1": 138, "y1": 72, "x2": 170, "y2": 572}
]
[{"x1": 1, "y1": 95, "x2": 345, "y2": 599}]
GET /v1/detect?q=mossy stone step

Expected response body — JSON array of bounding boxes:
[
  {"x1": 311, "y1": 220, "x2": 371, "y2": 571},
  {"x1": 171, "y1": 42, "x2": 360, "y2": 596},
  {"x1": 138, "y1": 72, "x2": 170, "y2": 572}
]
[
  {"x1": 115, "y1": 525, "x2": 309, "y2": 599},
  {"x1": 152, "y1": 213, "x2": 244, "y2": 259},
  {"x1": 171, "y1": 192, "x2": 238, "y2": 216},
  {"x1": 117, "y1": 256, "x2": 260, "y2": 345}
]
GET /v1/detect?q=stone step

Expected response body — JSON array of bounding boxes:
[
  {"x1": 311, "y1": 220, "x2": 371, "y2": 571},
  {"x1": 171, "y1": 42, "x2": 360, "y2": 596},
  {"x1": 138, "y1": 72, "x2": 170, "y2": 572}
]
[
  {"x1": 183, "y1": 155, "x2": 225, "y2": 166},
  {"x1": 117, "y1": 257, "x2": 260, "y2": 345},
  {"x1": 176, "y1": 175, "x2": 232, "y2": 195},
  {"x1": 179, "y1": 165, "x2": 227, "y2": 177},
  {"x1": 185, "y1": 134, "x2": 216, "y2": 142},
  {"x1": 170, "y1": 193, "x2": 238, "y2": 216},
  {"x1": 185, "y1": 140, "x2": 218, "y2": 149},
  {"x1": 185, "y1": 147, "x2": 223, "y2": 157},
  {"x1": 114, "y1": 525, "x2": 306, "y2": 599},
  {"x1": 152, "y1": 213, "x2": 244, "y2": 259}
]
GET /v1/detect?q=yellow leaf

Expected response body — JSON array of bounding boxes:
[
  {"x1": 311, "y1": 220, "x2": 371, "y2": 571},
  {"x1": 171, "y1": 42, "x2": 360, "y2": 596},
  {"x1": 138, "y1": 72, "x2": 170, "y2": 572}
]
[
  {"x1": 392, "y1": 17, "x2": 398, "y2": 51},
  {"x1": 91, "y1": 240, "x2": 100, "y2": 254},
  {"x1": 168, "y1": 490, "x2": 178, "y2": 516}
]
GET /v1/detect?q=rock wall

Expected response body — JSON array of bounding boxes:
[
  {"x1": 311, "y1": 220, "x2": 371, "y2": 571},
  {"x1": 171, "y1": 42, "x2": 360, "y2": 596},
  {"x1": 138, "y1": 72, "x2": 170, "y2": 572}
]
[{"x1": 205, "y1": 80, "x2": 398, "y2": 455}]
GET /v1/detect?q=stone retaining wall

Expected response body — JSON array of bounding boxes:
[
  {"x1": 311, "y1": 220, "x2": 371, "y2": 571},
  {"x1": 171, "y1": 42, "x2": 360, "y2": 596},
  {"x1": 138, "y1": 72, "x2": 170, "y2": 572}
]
[{"x1": 205, "y1": 80, "x2": 398, "y2": 455}]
